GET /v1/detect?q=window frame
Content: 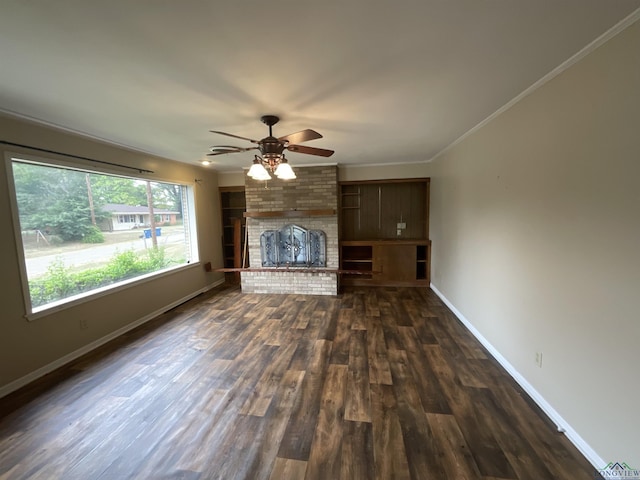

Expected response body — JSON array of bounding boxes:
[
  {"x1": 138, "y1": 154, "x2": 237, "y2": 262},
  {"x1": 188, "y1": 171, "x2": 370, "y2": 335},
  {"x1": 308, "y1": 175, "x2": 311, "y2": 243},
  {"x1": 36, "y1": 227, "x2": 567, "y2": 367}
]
[{"x1": 4, "y1": 151, "x2": 201, "y2": 321}]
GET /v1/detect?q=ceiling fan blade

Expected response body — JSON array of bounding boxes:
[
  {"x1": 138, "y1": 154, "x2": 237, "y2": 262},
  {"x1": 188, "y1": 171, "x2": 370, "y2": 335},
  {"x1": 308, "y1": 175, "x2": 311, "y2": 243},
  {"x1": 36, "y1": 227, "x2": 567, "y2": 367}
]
[
  {"x1": 286, "y1": 144, "x2": 334, "y2": 157},
  {"x1": 209, "y1": 130, "x2": 259, "y2": 143},
  {"x1": 210, "y1": 145, "x2": 254, "y2": 151},
  {"x1": 207, "y1": 150, "x2": 238, "y2": 156},
  {"x1": 207, "y1": 146, "x2": 258, "y2": 156},
  {"x1": 278, "y1": 129, "x2": 322, "y2": 144}
]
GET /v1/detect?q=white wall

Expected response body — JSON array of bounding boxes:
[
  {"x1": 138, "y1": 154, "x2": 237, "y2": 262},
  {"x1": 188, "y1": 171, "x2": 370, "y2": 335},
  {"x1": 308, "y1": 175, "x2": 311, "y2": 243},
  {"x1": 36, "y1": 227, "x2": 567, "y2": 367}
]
[
  {"x1": 429, "y1": 20, "x2": 640, "y2": 466},
  {"x1": 0, "y1": 114, "x2": 225, "y2": 394},
  {"x1": 217, "y1": 170, "x2": 246, "y2": 187}
]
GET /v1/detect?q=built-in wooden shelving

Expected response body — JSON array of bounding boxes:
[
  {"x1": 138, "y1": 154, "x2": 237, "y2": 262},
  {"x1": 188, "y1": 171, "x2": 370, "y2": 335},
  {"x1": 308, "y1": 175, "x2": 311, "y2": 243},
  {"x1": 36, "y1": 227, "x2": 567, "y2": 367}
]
[
  {"x1": 219, "y1": 187, "x2": 247, "y2": 284},
  {"x1": 339, "y1": 178, "x2": 431, "y2": 287},
  {"x1": 340, "y1": 240, "x2": 431, "y2": 286}
]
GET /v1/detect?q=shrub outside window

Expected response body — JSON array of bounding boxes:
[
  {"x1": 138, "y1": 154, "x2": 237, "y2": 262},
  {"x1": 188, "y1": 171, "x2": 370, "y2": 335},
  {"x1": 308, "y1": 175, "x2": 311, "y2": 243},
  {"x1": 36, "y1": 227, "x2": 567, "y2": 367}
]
[{"x1": 8, "y1": 157, "x2": 199, "y2": 316}]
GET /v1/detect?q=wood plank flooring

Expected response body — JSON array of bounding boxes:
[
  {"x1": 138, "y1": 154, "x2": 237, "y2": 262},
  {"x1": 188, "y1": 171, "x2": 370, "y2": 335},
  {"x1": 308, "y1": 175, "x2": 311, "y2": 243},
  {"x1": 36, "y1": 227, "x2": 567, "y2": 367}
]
[{"x1": 0, "y1": 286, "x2": 601, "y2": 480}]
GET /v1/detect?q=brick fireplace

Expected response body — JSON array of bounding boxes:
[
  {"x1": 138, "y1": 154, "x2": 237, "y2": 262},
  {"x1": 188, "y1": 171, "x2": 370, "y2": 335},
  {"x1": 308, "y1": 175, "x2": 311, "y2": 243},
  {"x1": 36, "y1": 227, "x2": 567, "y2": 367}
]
[{"x1": 241, "y1": 165, "x2": 338, "y2": 295}]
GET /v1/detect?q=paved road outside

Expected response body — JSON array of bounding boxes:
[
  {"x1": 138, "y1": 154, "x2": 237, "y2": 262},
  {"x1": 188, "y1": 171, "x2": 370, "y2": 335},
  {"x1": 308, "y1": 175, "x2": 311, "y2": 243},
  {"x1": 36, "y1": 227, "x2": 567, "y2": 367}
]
[{"x1": 25, "y1": 228, "x2": 185, "y2": 277}]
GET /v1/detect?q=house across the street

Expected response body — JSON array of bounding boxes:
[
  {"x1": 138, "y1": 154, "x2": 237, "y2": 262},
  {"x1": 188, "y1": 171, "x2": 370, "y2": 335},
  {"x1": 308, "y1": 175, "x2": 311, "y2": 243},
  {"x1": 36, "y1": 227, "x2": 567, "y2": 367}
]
[{"x1": 101, "y1": 203, "x2": 180, "y2": 231}]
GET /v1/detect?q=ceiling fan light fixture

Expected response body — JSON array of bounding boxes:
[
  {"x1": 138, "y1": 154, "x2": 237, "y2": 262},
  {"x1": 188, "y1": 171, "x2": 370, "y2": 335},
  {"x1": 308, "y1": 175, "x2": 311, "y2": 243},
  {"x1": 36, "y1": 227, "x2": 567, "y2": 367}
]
[
  {"x1": 247, "y1": 156, "x2": 271, "y2": 180},
  {"x1": 274, "y1": 157, "x2": 296, "y2": 180}
]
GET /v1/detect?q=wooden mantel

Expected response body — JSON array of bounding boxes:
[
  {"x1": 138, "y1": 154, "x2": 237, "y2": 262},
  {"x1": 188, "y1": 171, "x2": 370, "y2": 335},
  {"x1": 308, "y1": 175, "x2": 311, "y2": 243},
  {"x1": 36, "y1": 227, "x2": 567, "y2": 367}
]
[{"x1": 243, "y1": 209, "x2": 336, "y2": 218}]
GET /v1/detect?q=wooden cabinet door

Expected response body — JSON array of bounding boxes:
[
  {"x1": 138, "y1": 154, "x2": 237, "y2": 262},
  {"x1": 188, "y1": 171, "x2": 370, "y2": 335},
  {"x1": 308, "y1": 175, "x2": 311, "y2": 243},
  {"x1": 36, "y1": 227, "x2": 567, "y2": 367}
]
[{"x1": 374, "y1": 244, "x2": 417, "y2": 284}]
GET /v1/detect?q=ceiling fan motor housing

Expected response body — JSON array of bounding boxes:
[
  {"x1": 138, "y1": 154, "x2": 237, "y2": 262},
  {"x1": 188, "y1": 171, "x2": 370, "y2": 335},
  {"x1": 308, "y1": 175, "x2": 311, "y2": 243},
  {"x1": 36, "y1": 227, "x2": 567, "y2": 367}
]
[
  {"x1": 259, "y1": 115, "x2": 285, "y2": 159},
  {"x1": 261, "y1": 137, "x2": 285, "y2": 158}
]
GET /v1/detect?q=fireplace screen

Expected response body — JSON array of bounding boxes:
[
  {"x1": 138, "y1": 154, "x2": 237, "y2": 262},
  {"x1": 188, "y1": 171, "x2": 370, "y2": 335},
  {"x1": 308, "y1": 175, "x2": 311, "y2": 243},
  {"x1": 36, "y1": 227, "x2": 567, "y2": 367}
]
[{"x1": 260, "y1": 224, "x2": 326, "y2": 267}]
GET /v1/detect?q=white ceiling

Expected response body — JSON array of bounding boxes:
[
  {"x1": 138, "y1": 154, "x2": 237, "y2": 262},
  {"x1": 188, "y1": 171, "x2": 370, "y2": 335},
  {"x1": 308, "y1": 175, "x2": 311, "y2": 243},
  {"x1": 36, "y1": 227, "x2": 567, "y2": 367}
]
[{"x1": 1, "y1": 1, "x2": 639, "y2": 172}]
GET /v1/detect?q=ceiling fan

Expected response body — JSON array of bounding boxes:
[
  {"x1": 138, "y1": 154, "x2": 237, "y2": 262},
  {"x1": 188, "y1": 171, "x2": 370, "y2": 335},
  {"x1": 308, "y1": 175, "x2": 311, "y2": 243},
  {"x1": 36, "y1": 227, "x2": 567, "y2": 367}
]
[{"x1": 208, "y1": 115, "x2": 334, "y2": 180}]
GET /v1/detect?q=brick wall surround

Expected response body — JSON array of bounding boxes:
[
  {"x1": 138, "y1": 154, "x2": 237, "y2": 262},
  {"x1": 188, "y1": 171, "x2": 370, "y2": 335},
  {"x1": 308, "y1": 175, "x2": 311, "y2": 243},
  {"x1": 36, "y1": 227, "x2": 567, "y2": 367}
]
[
  {"x1": 242, "y1": 166, "x2": 338, "y2": 295},
  {"x1": 244, "y1": 165, "x2": 338, "y2": 212}
]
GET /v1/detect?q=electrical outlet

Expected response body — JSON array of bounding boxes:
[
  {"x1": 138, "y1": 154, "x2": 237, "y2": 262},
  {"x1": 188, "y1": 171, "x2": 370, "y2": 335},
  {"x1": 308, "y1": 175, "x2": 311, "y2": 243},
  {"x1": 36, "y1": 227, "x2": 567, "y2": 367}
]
[
  {"x1": 535, "y1": 351, "x2": 543, "y2": 368},
  {"x1": 79, "y1": 318, "x2": 88, "y2": 330},
  {"x1": 397, "y1": 222, "x2": 406, "y2": 229}
]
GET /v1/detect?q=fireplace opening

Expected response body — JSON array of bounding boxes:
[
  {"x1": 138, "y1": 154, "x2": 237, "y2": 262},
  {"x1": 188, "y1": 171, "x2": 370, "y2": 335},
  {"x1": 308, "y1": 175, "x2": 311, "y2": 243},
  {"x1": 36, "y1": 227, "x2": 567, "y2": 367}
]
[{"x1": 260, "y1": 224, "x2": 326, "y2": 267}]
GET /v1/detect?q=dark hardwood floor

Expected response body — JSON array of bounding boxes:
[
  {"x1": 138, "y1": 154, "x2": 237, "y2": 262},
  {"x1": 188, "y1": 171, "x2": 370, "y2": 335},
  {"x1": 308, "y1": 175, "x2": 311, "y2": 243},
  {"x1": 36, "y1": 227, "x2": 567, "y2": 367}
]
[{"x1": 0, "y1": 285, "x2": 601, "y2": 480}]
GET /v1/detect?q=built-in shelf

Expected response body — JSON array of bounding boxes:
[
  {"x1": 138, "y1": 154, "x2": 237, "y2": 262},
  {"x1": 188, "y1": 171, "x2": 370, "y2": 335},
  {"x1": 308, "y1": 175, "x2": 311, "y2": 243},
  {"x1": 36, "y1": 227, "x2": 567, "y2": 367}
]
[
  {"x1": 341, "y1": 245, "x2": 373, "y2": 280},
  {"x1": 220, "y1": 187, "x2": 248, "y2": 284},
  {"x1": 243, "y1": 209, "x2": 336, "y2": 218},
  {"x1": 338, "y1": 178, "x2": 431, "y2": 286},
  {"x1": 340, "y1": 239, "x2": 431, "y2": 286}
]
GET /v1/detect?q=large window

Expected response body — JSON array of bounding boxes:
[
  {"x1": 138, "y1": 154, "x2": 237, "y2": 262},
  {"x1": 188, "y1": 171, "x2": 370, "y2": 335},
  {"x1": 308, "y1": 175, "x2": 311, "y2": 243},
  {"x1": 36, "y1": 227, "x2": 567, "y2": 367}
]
[{"x1": 7, "y1": 157, "x2": 199, "y2": 317}]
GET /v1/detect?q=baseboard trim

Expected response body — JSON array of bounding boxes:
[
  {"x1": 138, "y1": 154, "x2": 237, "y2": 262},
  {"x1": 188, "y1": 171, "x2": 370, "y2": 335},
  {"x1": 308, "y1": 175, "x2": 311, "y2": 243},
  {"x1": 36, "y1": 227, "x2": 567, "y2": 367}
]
[
  {"x1": 429, "y1": 283, "x2": 605, "y2": 471},
  {"x1": 0, "y1": 279, "x2": 225, "y2": 399}
]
